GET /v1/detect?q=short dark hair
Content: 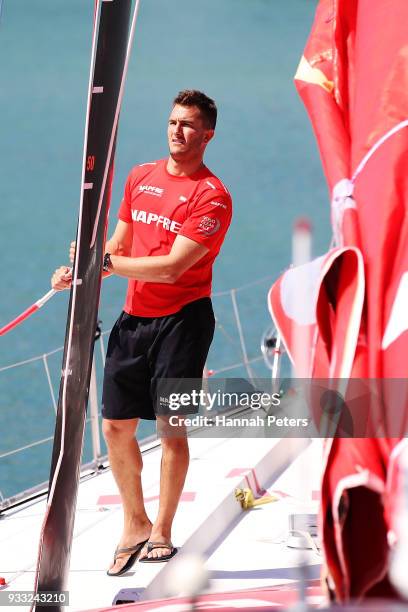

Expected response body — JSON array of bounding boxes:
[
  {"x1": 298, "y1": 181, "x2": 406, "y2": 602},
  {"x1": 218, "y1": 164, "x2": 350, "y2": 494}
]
[{"x1": 173, "y1": 89, "x2": 217, "y2": 129}]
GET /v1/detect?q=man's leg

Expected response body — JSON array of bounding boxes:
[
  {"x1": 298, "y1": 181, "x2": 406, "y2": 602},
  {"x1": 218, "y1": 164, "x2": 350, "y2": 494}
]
[
  {"x1": 103, "y1": 417, "x2": 152, "y2": 572},
  {"x1": 140, "y1": 298, "x2": 215, "y2": 560},
  {"x1": 141, "y1": 419, "x2": 189, "y2": 560}
]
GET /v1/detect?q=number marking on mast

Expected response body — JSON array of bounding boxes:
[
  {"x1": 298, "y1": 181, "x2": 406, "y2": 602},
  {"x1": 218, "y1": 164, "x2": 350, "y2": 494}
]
[{"x1": 86, "y1": 156, "x2": 95, "y2": 171}]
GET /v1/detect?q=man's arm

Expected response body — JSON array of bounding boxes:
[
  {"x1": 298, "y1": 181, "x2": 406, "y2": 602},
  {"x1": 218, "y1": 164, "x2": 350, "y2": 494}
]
[
  {"x1": 68, "y1": 219, "x2": 133, "y2": 263},
  {"x1": 52, "y1": 220, "x2": 133, "y2": 291},
  {"x1": 103, "y1": 219, "x2": 133, "y2": 258},
  {"x1": 107, "y1": 234, "x2": 209, "y2": 284}
]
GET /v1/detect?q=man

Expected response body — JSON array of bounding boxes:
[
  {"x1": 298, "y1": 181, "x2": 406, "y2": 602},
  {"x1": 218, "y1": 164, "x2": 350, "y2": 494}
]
[{"x1": 52, "y1": 90, "x2": 232, "y2": 576}]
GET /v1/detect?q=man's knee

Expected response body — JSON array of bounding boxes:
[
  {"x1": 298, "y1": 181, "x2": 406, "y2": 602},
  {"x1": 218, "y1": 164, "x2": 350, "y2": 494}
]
[{"x1": 102, "y1": 418, "x2": 138, "y2": 446}]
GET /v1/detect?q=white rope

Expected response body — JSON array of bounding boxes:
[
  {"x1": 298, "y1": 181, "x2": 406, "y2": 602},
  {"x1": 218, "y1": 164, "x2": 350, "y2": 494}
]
[
  {"x1": 0, "y1": 435, "x2": 54, "y2": 459},
  {"x1": 42, "y1": 354, "x2": 57, "y2": 414},
  {"x1": 215, "y1": 317, "x2": 240, "y2": 348},
  {"x1": 209, "y1": 355, "x2": 263, "y2": 376},
  {"x1": 213, "y1": 274, "x2": 275, "y2": 297},
  {"x1": 352, "y1": 119, "x2": 408, "y2": 181},
  {"x1": 99, "y1": 332, "x2": 106, "y2": 367},
  {"x1": 231, "y1": 288, "x2": 254, "y2": 381},
  {"x1": 0, "y1": 345, "x2": 63, "y2": 373},
  {"x1": 0, "y1": 413, "x2": 99, "y2": 461},
  {"x1": 0, "y1": 354, "x2": 45, "y2": 372}
]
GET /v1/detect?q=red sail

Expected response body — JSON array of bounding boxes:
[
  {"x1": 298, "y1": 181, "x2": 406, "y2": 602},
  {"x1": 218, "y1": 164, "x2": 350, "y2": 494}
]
[{"x1": 269, "y1": 0, "x2": 408, "y2": 601}]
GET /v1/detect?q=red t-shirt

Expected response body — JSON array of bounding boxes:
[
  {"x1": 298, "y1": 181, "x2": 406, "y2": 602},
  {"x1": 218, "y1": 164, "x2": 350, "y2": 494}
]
[{"x1": 117, "y1": 159, "x2": 232, "y2": 317}]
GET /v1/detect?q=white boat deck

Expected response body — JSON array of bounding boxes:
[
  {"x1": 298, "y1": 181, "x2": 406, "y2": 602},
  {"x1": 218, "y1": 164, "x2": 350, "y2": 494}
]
[{"x1": 0, "y1": 435, "x2": 324, "y2": 611}]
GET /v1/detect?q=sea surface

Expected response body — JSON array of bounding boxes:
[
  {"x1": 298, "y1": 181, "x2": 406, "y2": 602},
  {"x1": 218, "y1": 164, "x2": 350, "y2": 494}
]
[{"x1": 0, "y1": 0, "x2": 329, "y2": 498}]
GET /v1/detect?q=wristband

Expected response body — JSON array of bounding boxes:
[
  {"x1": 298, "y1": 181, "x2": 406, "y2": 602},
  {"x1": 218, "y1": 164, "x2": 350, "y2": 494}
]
[{"x1": 103, "y1": 253, "x2": 112, "y2": 272}]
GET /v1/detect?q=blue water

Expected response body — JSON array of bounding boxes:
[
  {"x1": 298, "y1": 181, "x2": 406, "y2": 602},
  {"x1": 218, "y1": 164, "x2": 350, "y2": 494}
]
[{"x1": 0, "y1": 0, "x2": 328, "y2": 498}]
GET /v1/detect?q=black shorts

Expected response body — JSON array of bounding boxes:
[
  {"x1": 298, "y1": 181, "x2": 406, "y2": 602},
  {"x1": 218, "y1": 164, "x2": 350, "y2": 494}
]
[{"x1": 101, "y1": 297, "x2": 215, "y2": 420}]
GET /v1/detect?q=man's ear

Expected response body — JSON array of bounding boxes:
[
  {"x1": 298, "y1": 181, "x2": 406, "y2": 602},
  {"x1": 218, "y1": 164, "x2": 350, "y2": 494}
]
[{"x1": 204, "y1": 129, "x2": 215, "y2": 143}]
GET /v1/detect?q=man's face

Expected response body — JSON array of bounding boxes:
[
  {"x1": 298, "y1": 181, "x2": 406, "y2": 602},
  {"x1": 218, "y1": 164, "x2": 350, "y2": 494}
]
[{"x1": 167, "y1": 104, "x2": 213, "y2": 161}]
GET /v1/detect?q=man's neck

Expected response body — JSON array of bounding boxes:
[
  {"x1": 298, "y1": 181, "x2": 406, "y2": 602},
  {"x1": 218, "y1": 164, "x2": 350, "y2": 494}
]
[{"x1": 166, "y1": 156, "x2": 205, "y2": 177}]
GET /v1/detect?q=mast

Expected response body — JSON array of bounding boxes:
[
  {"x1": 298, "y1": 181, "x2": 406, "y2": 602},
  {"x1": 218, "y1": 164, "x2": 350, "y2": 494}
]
[{"x1": 32, "y1": 1, "x2": 139, "y2": 608}]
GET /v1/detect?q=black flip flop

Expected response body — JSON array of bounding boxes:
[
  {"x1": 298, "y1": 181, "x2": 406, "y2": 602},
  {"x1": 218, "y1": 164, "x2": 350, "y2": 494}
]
[
  {"x1": 107, "y1": 539, "x2": 148, "y2": 576},
  {"x1": 139, "y1": 541, "x2": 178, "y2": 563}
]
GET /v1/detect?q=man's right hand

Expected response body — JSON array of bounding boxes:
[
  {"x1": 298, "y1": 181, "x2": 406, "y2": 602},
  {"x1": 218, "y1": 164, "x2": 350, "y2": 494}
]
[{"x1": 51, "y1": 266, "x2": 72, "y2": 291}]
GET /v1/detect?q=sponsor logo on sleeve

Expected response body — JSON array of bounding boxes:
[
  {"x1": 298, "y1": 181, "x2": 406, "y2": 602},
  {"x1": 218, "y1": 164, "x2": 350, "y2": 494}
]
[
  {"x1": 210, "y1": 200, "x2": 227, "y2": 210},
  {"x1": 198, "y1": 216, "x2": 221, "y2": 236}
]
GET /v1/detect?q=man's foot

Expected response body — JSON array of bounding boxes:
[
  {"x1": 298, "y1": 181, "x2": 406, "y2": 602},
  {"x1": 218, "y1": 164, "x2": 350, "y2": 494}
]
[
  {"x1": 139, "y1": 540, "x2": 178, "y2": 563},
  {"x1": 107, "y1": 523, "x2": 152, "y2": 576},
  {"x1": 107, "y1": 540, "x2": 148, "y2": 576}
]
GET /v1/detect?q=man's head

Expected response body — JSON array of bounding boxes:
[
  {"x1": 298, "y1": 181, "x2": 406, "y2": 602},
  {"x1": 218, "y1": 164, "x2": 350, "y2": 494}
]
[
  {"x1": 173, "y1": 90, "x2": 217, "y2": 129},
  {"x1": 168, "y1": 90, "x2": 217, "y2": 164}
]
